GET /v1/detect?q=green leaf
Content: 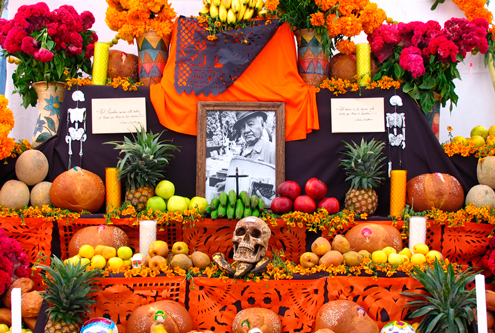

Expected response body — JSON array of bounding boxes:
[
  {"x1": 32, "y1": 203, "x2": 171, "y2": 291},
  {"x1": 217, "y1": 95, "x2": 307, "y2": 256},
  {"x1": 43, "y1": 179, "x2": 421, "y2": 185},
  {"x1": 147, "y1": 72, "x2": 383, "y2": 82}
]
[
  {"x1": 36, "y1": 132, "x2": 52, "y2": 142},
  {"x1": 45, "y1": 117, "x2": 56, "y2": 132}
]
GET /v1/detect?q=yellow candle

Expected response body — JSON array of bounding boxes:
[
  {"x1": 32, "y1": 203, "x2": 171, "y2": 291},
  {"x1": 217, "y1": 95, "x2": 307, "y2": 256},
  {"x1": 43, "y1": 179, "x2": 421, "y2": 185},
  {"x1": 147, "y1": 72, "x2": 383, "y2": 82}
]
[
  {"x1": 92, "y1": 42, "x2": 110, "y2": 85},
  {"x1": 356, "y1": 43, "x2": 371, "y2": 86},
  {"x1": 105, "y1": 167, "x2": 121, "y2": 213},
  {"x1": 390, "y1": 170, "x2": 407, "y2": 217}
]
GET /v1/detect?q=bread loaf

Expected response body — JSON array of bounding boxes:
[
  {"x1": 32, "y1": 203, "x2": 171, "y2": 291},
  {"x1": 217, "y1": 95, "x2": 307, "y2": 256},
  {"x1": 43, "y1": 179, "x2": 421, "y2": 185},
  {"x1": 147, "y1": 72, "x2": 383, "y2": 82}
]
[
  {"x1": 68, "y1": 225, "x2": 129, "y2": 258},
  {"x1": 315, "y1": 300, "x2": 379, "y2": 333},
  {"x1": 23, "y1": 317, "x2": 38, "y2": 330},
  {"x1": 406, "y1": 173, "x2": 464, "y2": 212},
  {"x1": 0, "y1": 308, "x2": 11, "y2": 325},
  {"x1": 232, "y1": 308, "x2": 282, "y2": 333},
  {"x1": 345, "y1": 223, "x2": 403, "y2": 253},
  {"x1": 21, "y1": 291, "x2": 43, "y2": 318},
  {"x1": 108, "y1": 50, "x2": 139, "y2": 81},
  {"x1": 329, "y1": 53, "x2": 378, "y2": 81},
  {"x1": 126, "y1": 300, "x2": 193, "y2": 333},
  {"x1": 2, "y1": 277, "x2": 35, "y2": 307},
  {"x1": 50, "y1": 166, "x2": 105, "y2": 213}
]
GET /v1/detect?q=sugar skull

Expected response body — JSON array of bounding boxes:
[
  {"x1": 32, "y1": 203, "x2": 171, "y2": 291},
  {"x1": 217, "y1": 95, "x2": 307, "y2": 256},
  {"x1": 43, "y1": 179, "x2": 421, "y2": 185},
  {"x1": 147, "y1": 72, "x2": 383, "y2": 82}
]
[{"x1": 380, "y1": 321, "x2": 416, "y2": 333}]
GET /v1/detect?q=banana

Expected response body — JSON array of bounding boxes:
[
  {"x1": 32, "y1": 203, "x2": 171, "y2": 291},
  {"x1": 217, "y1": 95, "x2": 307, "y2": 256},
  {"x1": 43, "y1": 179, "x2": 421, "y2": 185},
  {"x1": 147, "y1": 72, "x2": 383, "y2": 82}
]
[
  {"x1": 210, "y1": 4, "x2": 219, "y2": 18},
  {"x1": 243, "y1": 206, "x2": 252, "y2": 218},
  {"x1": 210, "y1": 208, "x2": 219, "y2": 220},
  {"x1": 219, "y1": 192, "x2": 228, "y2": 207},
  {"x1": 257, "y1": 9, "x2": 267, "y2": 18},
  {"x1": 235, "y1": 199, "x2": 244, "y2": 220},
  {"x1": 239, "y1": 191, "x2": 250, "y2": 208},
  {"x1": 227, "y1": 9, "x2": 236, "y2": 24},
  {"x1": 210, "y1": 197, "x2": 220, "y2": 210},
  {"x1": 212, "y1": 253, "x2": 235, "y2": 275},
  {"x1": 251, "y1": 257, "x2": 271, "y2": 275},
  {"x1": 228, "y1": 190, "x2": 237, "y2": 207},
  {"x1": 258, "y1": 199, "x2": 265, "y2": 212},
  {"x1": 241, "y1": 0, "x2": 249, "y2": 5},
  {"x1": 250, "y1": 195, "x2": 259, "y2": 210},
  {"x1": 213, "y1": 0, "x2": 221, "y2": 7},
  {"x1": 231, "y1": 0, "x2": 241, "y2": 14},
  {"x1": 237, "y1": 3, "x2": 247, "y2": 21},
  {"x1": 251, "y1": 208, "x2": 260, "y2": 217},
  {"x1": 203, "y1": 0, "x2": 211, "y2": 5},
  {"x1": 218, "y1": 204, "x2": 227, "y2": 218},
  {"x1": 205, "y1": 206, "x2": 212, "y2": 215},
  {"x1": 222, "y1": 0, "x2": 232, "y2": 9},
  {"x1": 218, "y1": 3, "x2": 228, "y2": 23},
  {"x1": 255, "y1": 0, "x2": 263, "y2": 11},
  {"x1": 199, "y1": 6, "x2": 210, "y2": 15},
  {"x1": 248, "y1": 0, "x2": 256, "y2": 8},
  {"x1": 234, "y1": 262, "x2": 254, "y2": 278},
  {"x1": 243, "y1": 7, "x2": 254, "y2": 21},
  {"x1": 227, "y1": 203, "x2": 235, "y2": 220}
]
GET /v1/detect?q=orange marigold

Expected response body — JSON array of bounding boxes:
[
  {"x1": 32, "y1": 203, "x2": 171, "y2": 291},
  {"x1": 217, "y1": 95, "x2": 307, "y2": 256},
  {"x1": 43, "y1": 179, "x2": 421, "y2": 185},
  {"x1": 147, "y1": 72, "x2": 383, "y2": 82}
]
[
  {"x1": 315, "y1": 0, "x2": 338, "y2": 12},
  {"x1": 336, "y1": 39, "x2": 356, "y2": 55},
  {"x1": 264, "y1": 0, "x2": 279, "y2": 11},
  {"x1": 326, "y1": 14, "x2": 341, "y2": 37},
  {"x1": 310, "y1": 12, "x2": 325, "y2": 27}
]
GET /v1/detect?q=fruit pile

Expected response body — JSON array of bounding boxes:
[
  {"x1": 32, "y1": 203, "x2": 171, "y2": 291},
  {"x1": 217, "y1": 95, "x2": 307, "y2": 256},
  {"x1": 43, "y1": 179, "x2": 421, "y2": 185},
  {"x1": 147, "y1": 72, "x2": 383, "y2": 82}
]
[
  {"x1": 452, "y1": 125, "x2": 495, "y2": 148},
  {"x1": 271, "y1": 178, "x2": 340, "y2": 215},
  {"x1": 199, "y1": 0, "x2": 267, "y2": 26},
  {"x1": 146, "y1": 180, "x2": 208, "y2": 214},
  {"x1": 144, "y1": 241, "x2": 211, "y2": 271},
  {"x1": 0, "y1": 324, "x2": 32, "y2": 333},
  {"x1": 65, "y1": 244, "x2": 134, "y2": 270},
  {"x1": 204, "y1": 190, "x2": 265, "y2": 220}
]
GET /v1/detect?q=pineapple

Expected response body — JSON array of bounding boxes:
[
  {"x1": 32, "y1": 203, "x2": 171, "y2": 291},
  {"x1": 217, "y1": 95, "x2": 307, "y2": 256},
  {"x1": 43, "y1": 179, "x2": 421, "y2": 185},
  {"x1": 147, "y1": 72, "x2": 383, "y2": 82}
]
[
  {"x1": 106, "y1": 125, "x2": 179, "y2": 211},
  {"x1": 37, "y1": 256, "x2": 101, "y2": 333},
  {"x1": 339, "y1": 138, "x2": 386, "y2": 216}
]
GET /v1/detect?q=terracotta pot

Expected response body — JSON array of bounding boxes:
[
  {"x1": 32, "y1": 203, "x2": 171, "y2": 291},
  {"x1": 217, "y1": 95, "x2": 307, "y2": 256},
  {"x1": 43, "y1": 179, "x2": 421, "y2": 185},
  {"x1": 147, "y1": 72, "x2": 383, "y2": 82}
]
[
  {"x1": 31, "y1": 81, "x2": 65, "y2": 147},
  {"x1": 294, "y1": 29, "x2": 329, "y2": 87},
  {"x1": 424, "y1": 100, "x2": 440, "y2": 140},
  {"x1": 136, "y1": 30, "x2": 171, "y2": 86}
]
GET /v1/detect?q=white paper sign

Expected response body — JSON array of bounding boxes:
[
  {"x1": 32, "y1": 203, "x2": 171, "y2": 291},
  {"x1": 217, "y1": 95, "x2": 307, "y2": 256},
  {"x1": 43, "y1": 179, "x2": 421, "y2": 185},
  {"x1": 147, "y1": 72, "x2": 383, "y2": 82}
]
[
  {"x1": 92, "y1": 97, "x2": 147, "y2": 134},
  {"x1": 331, "y1": 98, "x2": 385, "y2": 133}
]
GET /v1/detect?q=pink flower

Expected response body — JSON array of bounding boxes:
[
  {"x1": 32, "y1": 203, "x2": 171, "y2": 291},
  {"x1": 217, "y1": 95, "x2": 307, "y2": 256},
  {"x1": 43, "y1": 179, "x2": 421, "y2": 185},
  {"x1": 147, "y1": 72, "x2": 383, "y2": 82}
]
[
  {"x1": 4, "y1": 27, "x2": 28, "y2": 53},
  {"x1": 81, "y1": 11, "x2": 95, "y2": 32},
  {"x1": 424, "y1": 35, "x2": 459, "y2": 63},
  {"x1": 85, "y1": 43, "x2": 94, "y2": 59},
  {"x1": 399, "y1": 46, "x2": 425, "y2": 78},
  {"x1": 34, "y1": 48, "x2": 54, "y2": 62},
  {"x1": 0, "y1": 270, "x2": 10, "y2": 296},
  {"x1": 367, "y1": 24, "x2": 401, "y2": 63},
  {"x1": 14, "y1": 2, "x2": 50, "y2": 33},
  {"x1": 21, "y1": 36, "x2": 39, "y2": 55},
  {"x1": 51, "y1": 5, "x2": 82, "y2": 33},
  {"x1": 66, "y1": 32, "x2": 83, "y2": 56}
]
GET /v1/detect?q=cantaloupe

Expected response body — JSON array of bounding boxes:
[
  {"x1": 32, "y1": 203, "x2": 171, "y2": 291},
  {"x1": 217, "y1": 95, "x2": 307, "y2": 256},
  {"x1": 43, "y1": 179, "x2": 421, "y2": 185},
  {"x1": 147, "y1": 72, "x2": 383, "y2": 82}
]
[
  {"x1": 478, "y1": 156, "x2": 495, "y2": 189},
  {"x1": 15, "y1": 150, "x2": 49, "y2": 186},
  {"x1": 465, "y1": 184, "x2": 495, "y2": 209},
  {"x1": 30, "y1": 181, "x2": 52, "y2": 208},
  {"x1": 0, "y1": 180, "x2": 30, "y2": 209}
]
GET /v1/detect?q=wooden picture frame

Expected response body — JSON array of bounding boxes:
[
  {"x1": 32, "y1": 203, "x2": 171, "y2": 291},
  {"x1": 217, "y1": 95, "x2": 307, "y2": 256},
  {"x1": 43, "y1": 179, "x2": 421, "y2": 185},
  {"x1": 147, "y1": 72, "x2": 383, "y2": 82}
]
[{"x1": 196, "y1": 101, "x2": 285, "y2": 208}]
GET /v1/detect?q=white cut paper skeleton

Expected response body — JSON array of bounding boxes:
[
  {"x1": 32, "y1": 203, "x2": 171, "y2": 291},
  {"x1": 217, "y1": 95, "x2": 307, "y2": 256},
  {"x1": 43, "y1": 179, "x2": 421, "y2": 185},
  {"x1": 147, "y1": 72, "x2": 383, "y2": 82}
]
[{"x1": 65, "y1": 89, "x2": 87, "y2": 168}]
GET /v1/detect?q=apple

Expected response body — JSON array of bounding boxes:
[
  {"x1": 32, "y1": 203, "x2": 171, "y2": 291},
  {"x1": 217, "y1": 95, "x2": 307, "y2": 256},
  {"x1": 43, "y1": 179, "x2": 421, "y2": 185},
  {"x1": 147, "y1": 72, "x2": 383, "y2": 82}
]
[
  {"x1": 300, "y1": 252, "x2": 319, "y2": 268},
  {"x1": 107, "y1": 257, "x2": 124, "y2": 270},
  {"x1": 294, "y1": 195, "x2": 316, "y2": 213},
  {"x1": 189, "y1": 196, "x2": 208, "y2": 214},
  {"x1": 91, "y1": 254, "x2": 106, "y2": 269},
  {"x1": 167, "y1": 195, "x2": 188, "y2": 212},
  {"x1": 305, "y1": 178, "x2": 327, "y2": 200},
  {"x1": 155, "y1": 180, "x2": 175, "y2": 200},
  {"x1": 278, "y1": 181, "x2": 301, "y2": 201},
  {"x1": 146, "y1": 196, "x2": 166, "y2": 212},
  {"x1": 388, "y1": 252, "x2": 404, "y2": 266},
  {"x1": 148, "y1": 240, "x2": 169, "y2": 258},
  {"x1": 270, "y1": 197, "x2": 293, "y2": 215},
  {"x1": 101, "y1": 246, "x2": 117, "y2": 260},
  {"x1": 148, "y1": 255, "x2": 167, "y2": 270},
  {"x1": 317, "y1": 197, "x2": 340, "y2": 214},
  {"x1": 171, "y1": 241, "x2": 189, "y2": 255},
  {"x1": 117, "y1": 246, "x2": 133, "y2": 260}
]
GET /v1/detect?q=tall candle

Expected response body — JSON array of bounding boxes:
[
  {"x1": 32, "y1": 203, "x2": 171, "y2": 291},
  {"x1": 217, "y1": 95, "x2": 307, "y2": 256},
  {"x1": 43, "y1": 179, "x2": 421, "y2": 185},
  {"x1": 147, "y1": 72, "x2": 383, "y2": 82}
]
[
  {"x1": 105, "y1": 167, "x2": 121, "y2": 213},
  {"x1": 356, "y1": 43, "x2": 371, "y2": 86},
  {"x1": 409, "y1": 216, "x2": 427, "y2": 252},
  {"x1": 139, "y1": 220, "x2": 157, "y2": 256},
  {"x1": 476, "y1": 274, "x2": 488, "y2": 333},
  {"x1": 390, "y1": 170, "x2": 407, "y2": 216},
  {"x1": 11, "y1": 288, "x2": 21, "y2": 333},
  {"x1": 92, "y1": 42, "x2": 110, "y2": 85}
]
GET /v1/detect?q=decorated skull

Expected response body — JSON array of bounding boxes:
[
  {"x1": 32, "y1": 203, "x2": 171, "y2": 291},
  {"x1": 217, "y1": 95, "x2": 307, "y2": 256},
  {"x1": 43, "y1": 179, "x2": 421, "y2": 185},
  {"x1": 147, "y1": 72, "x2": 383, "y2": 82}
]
[
  {"x1": 232, "y1": 216, "x2": 271, "y2": 263},
  {"x1": 380, "y1": 321, "x2": 416, "y2": 333}
]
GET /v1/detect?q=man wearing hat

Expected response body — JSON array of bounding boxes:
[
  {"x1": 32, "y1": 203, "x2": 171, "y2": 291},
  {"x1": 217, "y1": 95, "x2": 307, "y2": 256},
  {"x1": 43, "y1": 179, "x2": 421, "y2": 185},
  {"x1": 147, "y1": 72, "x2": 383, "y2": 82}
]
[{"x1": 233, "y1": 111, "x2": 275, "y2": 165}]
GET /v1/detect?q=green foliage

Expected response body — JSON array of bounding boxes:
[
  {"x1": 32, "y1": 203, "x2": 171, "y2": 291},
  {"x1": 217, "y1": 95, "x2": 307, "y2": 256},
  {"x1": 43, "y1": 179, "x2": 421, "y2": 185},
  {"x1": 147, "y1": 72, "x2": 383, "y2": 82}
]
[{"x1": 401, "y1": 259, "x2": 477, "y2": 333}]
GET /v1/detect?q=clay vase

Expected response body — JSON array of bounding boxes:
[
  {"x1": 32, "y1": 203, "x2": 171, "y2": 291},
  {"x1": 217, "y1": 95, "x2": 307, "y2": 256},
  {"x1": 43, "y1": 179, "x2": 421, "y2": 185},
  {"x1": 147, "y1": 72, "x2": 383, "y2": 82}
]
[
  {"x1": 294, "y1": 29, "x2": 329, "y2": 87},
  {"x1": 136, "y1": 30, "x2": 171, "y2": 86},
  {"x1": 32, "y1": 81, "x2": 65, "y2": 147}
]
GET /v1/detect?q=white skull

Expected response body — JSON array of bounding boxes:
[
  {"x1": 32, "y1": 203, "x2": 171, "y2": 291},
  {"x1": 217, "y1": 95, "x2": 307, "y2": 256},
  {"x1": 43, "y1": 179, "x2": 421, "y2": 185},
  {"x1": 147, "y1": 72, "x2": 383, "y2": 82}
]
[{"x1": 232, "y1": 217, "x2": 271, "y2": 263}]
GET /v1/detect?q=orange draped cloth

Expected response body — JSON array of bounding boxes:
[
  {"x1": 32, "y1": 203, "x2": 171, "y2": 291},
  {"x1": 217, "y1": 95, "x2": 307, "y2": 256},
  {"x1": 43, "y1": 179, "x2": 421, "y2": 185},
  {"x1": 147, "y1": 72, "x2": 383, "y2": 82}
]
[{"x1": 150, "y1": 21, "x2": 319, "y2": 141}]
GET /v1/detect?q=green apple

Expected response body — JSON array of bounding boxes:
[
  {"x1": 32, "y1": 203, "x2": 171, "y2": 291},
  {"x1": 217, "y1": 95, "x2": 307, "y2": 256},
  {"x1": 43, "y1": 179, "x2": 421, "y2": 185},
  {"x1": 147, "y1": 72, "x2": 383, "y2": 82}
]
[
  {"x1": 184, "y1": 197, "x2": 191, "y2": 208},
  {"x1": 189, "y1": 196, "x2": 208, "y2": 214},
  {"x1": 171, "y1": 241, "x2": 189, "y2": 255},
  {"x1": 117, "y1": 246, "x2": 133, "y2": 260},
  {"x1": 167, "y1": 195, "x2": 188, "y2": 212},
  {"x1": 387, "y1": 252, "x2": 404, "y2": 266},
  {"x1": 147, "y1": 196, "x2": 166, "y2": 211},
  {"x1": 155, "y1": 180, "x2": 175, "y2": 200},
  {"x1": 107, "y1": 257, "x2": 124, "y2": 270}
]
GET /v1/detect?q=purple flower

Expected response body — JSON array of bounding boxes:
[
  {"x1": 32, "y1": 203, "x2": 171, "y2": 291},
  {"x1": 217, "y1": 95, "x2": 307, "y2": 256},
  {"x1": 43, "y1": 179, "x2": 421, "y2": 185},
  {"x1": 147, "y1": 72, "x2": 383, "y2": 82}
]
[
  {"x1": 34, "y1": 48, "x2": 54, "y2": 62},
  {"x1": 399, "y1": 46, "x2": 425, "y2": 78}
]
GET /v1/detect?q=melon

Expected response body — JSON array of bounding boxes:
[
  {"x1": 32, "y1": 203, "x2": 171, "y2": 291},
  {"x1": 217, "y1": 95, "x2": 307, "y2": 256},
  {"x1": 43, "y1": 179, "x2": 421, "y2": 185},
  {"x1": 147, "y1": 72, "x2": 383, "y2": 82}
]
[
  {"x1": 30, "y1": 181, "x2": 52, "y2": 208},
  {"x1": 68, "y1": 225, "x2": 129, "y2": 257},
  {"x1": 477, "y1": 156, "x2": 495, "y2": 189},
  {"x1": 0, "y1": 180, "x2": 30, "y2": 209},
  {"x1": 465, "y1": 184, "x2": 495, "y2": 209},
  {"x1": 15, "y1": 150, "x2": 49, "y2": 186}
]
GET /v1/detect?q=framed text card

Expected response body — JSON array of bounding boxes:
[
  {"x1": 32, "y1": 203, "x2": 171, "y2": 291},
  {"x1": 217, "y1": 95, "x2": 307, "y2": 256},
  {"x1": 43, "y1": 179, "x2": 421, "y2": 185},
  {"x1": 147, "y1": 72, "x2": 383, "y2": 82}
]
[
  {"x1": 331, "y1": 97, "x2": 385, "y2": 133},
  {"x1": 92, "y1": 97, "x2": 147, "y2": 134}
]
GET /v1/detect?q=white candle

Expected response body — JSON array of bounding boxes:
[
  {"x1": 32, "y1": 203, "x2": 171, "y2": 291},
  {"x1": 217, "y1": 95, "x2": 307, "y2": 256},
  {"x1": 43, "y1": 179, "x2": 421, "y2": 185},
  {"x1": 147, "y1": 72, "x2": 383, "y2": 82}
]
[
  {"x1": 409, "y1": 216, "x2": 427, "y2": 253},
  {"x1": 11, "y1": 288, "x2": 21, "y2": 333},
  {"x1": 476, "y1": 274, "x2": 488, "y2": 333},
  {"x1": 139, "y1": 220, "x2": 157, "y2": 256}
]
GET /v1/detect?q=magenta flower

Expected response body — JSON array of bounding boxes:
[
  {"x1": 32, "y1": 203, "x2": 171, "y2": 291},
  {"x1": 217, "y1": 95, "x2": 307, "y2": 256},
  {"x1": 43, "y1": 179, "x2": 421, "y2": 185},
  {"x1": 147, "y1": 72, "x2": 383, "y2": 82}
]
[
  {"x1": 34, "y1": 48, "x2": 54, "y2": 62},
  {"x1": 81, "y1": 11, "x2": 95, "y2": 32},
  {"x1": 21, "y1": 36, "x2": 39, "y2": 55},
  {"x1": 14, "y1": 2, "x2": 50, "y2": 33},
  {"x1": 66, "y1": 31, "x2": 83, "y2": 56},
  {"x1": 399, "y1": 46, "x2": 425, "y2": 78},
  {"x1": 367, "y1": 24, "x2": 401, "y2": 63},
  {"x1": 4, "y1": 27, "x2": 28, "y2": 53}
]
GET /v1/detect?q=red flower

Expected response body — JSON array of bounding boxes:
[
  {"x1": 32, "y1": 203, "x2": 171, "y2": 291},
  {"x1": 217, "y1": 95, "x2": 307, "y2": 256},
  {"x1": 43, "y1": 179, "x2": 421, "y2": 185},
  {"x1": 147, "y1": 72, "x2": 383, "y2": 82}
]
[
  {"x1": 85, "y1": 43, "x2": 95, "y2": 59},
  {"x1": 14, "y1": 2, "x2": 50, "y2": 33},
  {"x1": 34, "y1": 48, "x2": 54, "y2": 62},
  {"x1": 81, "y1": 11, "x2": 95, "y2": 32},
  {"x1": 0, "y1": 270, "x2": 10, "y2": 296},
  {"x1": 367, "y1": 24, "x2": 401, "y2": 63},
  {"x1": 51, "y1": 5, "x2": 83, "y2": 33},
  {"x1": 4, "y1": 27, "x2": 28, "y2": 53},
  {"x1": 21, "y1": 36, "x2": 39, "y2": 55},
  {"x1": 399, "y1": 46, "x2": 425, "y2": 78}
]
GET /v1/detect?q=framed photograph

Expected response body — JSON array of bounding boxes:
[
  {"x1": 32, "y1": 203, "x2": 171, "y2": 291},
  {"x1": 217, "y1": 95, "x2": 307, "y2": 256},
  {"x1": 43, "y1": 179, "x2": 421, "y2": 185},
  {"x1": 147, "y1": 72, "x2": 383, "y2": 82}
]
[{"x1": 196, "y1": 101, "x2": 285, "y2": 208}]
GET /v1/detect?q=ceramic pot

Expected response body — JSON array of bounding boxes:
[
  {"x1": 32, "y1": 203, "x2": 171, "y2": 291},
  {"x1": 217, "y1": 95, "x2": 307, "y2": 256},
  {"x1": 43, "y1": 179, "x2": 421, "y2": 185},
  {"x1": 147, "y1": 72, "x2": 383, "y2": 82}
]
[
  {"x1": 32, "y1": 81, "x2": 65, "y2": 147},
  {"x1": 136, "y1": 30, "x2": 171, "y2": 86},
  {"x1": 294, "y1": 29, "x2": 329, "y2": 87}
]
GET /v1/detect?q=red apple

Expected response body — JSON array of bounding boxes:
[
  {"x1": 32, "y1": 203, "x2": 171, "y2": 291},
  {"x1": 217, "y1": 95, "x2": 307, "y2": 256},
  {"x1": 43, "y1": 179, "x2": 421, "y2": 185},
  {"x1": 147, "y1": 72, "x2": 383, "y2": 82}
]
[
  {"x1": 278, "y1": 181, "x2": 301, "y2": 201},
  {"x1": 294, "y1": 195, "x2": 316, "y2": 214},
  {"x1": 305, "y1": 178, "x2": 328, "y2": 200},
  {"x1": 270, "y1": 197, "x2": 293, "y2": 215},
  {"x1": 317, "y1": 197, "x2": 340, "y2": 214}
]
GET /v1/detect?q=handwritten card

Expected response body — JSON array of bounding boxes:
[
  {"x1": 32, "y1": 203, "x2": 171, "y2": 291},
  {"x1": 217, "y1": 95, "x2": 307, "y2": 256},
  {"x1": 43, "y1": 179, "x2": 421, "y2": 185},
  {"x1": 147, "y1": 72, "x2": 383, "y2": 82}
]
[
  {"x1": 92, "y1": 97, "x2": 147, "y2": 134},
  {"x1": 331, "y1": 98, "x2": 385, "y2": 133}
]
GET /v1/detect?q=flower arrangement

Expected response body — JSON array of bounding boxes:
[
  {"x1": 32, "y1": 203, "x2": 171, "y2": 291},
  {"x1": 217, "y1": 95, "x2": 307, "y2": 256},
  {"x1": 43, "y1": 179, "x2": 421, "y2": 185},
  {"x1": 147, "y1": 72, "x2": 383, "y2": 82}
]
[
  {"x1": 105, "y1": 0, "x2": 176, "y2": 44},
  {"x1": 0, "y1": 228, "x2": 30, "y2": 295},
  {"x1": 0, "y1": 95, "x2": 15, "y2": 161},
  {"x1": 0, "y1": 2, "x2": 98, "y2": 109},
  {"x1": 269, "y1": 0, "x2": 387, "y2": 56},
  {"x1": 368, "y1": 18, "x2": 489, "y2": 115}
]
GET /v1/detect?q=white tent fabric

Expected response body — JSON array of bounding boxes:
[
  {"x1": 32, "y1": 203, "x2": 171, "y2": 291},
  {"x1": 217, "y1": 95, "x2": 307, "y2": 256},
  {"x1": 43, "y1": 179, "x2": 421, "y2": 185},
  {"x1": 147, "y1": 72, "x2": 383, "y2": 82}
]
[{"x1": 5, "y1": 0, "x2": 495, "y2": 143}]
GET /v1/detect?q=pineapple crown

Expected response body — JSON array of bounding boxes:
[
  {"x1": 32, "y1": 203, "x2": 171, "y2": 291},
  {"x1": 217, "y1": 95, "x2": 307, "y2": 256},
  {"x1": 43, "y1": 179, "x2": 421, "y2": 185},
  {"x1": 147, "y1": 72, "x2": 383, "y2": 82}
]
[
  {"x1": 339, "y1": 138, "x2": 386, "y2": 190},
  {"x1": 105, "y1": 125, "x2": 180, "y2": 190},
  {"x1": 36, "y1": 256, "x2": 102, "y2": 324}
]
